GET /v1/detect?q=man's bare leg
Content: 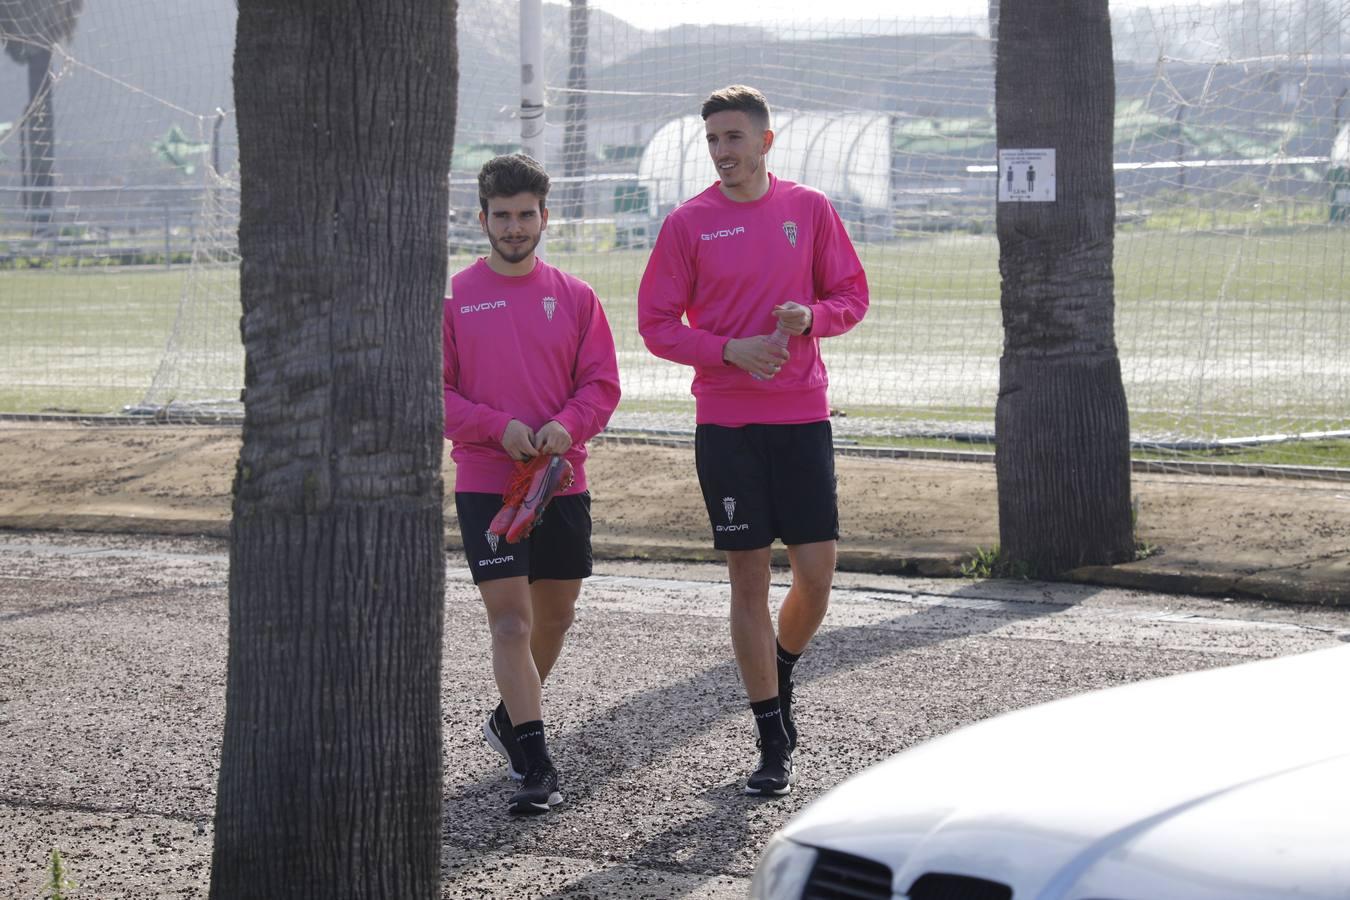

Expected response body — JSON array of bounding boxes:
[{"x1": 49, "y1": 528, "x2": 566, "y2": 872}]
[
  {"x1": 778, "y1": 540, "x2": 836, "y2": 653},
  {"x1": 480, "y1": 576, "x2": 541, "y2": 723},
  {"x1": 727, "y1": 547, "x2": 776, "y2": 701},
  {"x1": 529, "y1": 578, "x2": 581, "y2": 684},
  {"x1": 727, "y1": 546, "x2": 793, "y2": 796},
  {"x1": 775, "y1": 539, "x2": 836, "y2": 751}
]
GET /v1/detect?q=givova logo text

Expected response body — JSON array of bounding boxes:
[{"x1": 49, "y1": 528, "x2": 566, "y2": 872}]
[
  {"x1": 461, "y1": 300, "x2": 507, "y2": 314},
  {"x1": 701, "y1": 226, "x2": 745, "y2": 241}
]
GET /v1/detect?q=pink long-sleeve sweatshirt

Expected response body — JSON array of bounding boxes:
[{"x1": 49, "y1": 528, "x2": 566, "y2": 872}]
[
  {"x1": 444, "y1": 257, "x2": 621, "y2": 494},
  {"x1": 637, "y1": 174, "x2": 868, "y2": 426}
]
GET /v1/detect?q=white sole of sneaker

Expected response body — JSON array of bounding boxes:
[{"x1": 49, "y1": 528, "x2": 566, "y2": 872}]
[
  {"x1": 509, "y1": 791, "x2": 563, "y2": 814},
  {"x1": 482, "y1": 719, "x2": 525, "y2": 781},
  {"x1": 744, "y1": 783, "x2": 791, "y2": 797},
  {"x1": 745, "y1": 765, "x2": 795, "y2": 797}
]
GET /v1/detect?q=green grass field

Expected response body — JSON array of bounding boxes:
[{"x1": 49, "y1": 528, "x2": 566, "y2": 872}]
[
  {"x1": 4, "y1": 228, "x2": 1348, "y2": 468},
  {"x1": 0, "y1": 267, "x2": 194, "y2": 413}
]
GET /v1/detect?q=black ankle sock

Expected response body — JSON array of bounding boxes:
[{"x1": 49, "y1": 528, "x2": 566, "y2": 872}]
[
  {"x1": 750, "y1": 697, "x2": 788, "y2": 747},
  {"x1": 776, "y1": 641, "x2": 802, "y2": 689},
  {"x1": 513, "y1": 719, "x2": 551, "y2": 770}
]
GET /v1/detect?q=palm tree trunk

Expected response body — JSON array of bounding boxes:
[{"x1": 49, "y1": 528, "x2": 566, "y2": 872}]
[
  {"x1": 210, "y1": 2, "x2": 457, "y2": 897},
  {"x1": 25, "y1": 46, "x2": 54, "y2": 227},
  {"x1": 994, "y1": 0, "x2": 1133, "y2": 575}
]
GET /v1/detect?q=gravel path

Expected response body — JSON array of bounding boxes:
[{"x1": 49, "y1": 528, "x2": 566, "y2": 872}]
[{"x1": 3, "y1": 533, "x2": 1347, "y2": 898}]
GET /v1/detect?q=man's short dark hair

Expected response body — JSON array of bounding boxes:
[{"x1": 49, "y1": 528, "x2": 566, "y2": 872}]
[
  {"x1": 700, "y1": 85, "x2": 771, "y2": 131},
  {"x1": 478, "y1": 153, "x2": 550, "y2": 213}
]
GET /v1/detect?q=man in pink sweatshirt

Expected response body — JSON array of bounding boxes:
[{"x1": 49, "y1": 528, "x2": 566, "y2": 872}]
[
  {"x1": 444, "y1": 154, "x2": 621, "y2": 814},
  {"x1": 638, "y1": 85, "x2": 869, "y2": 797}
]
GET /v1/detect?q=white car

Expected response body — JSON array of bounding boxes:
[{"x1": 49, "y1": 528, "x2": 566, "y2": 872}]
[{"x1": 751, "y1": 644, "x2": 1350, "y2": 900}]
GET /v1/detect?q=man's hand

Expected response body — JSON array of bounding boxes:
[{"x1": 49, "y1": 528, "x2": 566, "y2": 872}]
[
  {"x1": 534, "y1": 420, "x2": 572, "y2": 455},
  {"x1": 501, "y1": 419, "x2": 538, "y2": 461},
  {"x1": 723, "y1": 335, "x2": 790, "y2": 379},
  {"x1": 773, "y1": 301, "x2": 813, "y2": 335}
]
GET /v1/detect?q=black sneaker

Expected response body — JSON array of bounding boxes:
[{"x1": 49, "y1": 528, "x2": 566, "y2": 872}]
[
  {"x1": 509, "y1": 763, "x2": 562, "y2": 814},
  {"x1": 745, "y1": 740, "x2": 793, "y2": 797},
  {"x1": 780, "y1": 680, "x2": 798, "y2": 752},
  {"x1": 484, "y1": 706, "x2": 526, "y2": 782}
]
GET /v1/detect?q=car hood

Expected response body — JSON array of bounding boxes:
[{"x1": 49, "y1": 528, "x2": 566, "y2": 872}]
[{"x1": 782, "y1": 645, "x2": 1350, "y2": 899}]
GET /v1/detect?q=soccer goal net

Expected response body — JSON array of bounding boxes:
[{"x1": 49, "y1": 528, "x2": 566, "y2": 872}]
[{"x1": 2, "y1": 0, "x2": 1347, "y2": 471}]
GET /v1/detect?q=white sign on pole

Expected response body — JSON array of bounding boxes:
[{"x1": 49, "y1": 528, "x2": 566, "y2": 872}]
[{"x1": 998, "y1": 148, "x2": 1055, "y2": 202}]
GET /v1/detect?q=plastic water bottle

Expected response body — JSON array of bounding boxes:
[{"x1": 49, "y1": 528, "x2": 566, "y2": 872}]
[{"x1": 750, "y1": 324, "x2": 791, "y2": 380}]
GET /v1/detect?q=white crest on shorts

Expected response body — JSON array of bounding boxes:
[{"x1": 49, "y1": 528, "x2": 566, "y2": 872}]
[
  {"x1": 542, "y1": 296, "x2": 557, "y2": 321},
  {"x1": 485, "y1": 531, "x2": 500, "y2": 554},
  {"x1": 782, "y1": 220, "x2": 798, "y2": 248},
  {"x1": 722, "y1": 496, "x2": 736, "y2": 522}
]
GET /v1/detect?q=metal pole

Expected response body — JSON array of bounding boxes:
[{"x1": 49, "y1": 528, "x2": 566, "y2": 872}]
[
  {"x1": 563, "y1": 0, "x2": 588, "y2": 223},
  {"x1": 520, "y1": 0, "x2": 544, "y2": 165}
]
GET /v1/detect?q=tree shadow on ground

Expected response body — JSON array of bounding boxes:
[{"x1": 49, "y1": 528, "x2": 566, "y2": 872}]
[{"x1": 444, "y1": 578, "x2": 1099, "y2": 892}]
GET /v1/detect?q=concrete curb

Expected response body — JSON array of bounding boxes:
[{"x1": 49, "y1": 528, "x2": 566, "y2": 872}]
[
  {"x1": 0, "y1": 514, "x2": 968, "y2": 577},
  {"x1": 5, "y1": 513, "x2": 1343, "y2": 606},
  {"x1": 1066, "y1": 561, "x2": 1349, "y2": 606},
  {"x1": 0, "y1": 514, "x2": 230, "y2": 539}
]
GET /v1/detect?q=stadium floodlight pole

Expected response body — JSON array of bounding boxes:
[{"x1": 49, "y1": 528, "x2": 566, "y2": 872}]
[{"x1": 520, "y1": 0, "x2": 544, "y2": 165}]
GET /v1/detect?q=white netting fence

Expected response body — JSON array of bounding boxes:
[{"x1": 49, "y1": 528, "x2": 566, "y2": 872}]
[{"x1": 2, "y1": 0, "x2": 1348, "y2": 470}]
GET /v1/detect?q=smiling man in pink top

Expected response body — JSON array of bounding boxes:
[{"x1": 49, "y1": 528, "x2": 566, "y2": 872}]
[
  {"x1": 638, "y1": 85, "x2": 869, "y2": 797},
  {"x1": 445, "y1": 154, "x2": 621, "y2": 814}
]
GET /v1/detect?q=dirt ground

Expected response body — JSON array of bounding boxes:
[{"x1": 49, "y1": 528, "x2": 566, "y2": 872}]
[{"x1": 0, "y1": 421, "x2": 1347, "y2": 603}]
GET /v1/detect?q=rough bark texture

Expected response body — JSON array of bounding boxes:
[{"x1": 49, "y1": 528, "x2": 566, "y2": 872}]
[
  {"x1": 995, "y1": 0, "x2": 1133, "y2": 575},
  {"x1": 211, "y1": 2, "x2": 457, "y2": 898}
]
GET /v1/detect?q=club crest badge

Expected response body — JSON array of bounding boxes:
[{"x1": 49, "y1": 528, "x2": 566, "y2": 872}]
[
  {"x1": 542, "y1": 296, "x2": 557, "y2": 321},
  {"x1": 781, "y1": 220, "x2": 798, "y2": 248},
  {"x1": 722, "y1": 496, "x2": 736, "y2": 522},
  {"x1": 485, "y1": 531, "x2": 500, "y2": 554}
]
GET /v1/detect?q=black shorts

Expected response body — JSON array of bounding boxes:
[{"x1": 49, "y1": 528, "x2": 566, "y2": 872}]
[
  {"x1": 694, "y1": 421, "x2": 839, "y2": 551},
  {"x1": 455, "y1": 491, "x2": 593, "y2": 585}
]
